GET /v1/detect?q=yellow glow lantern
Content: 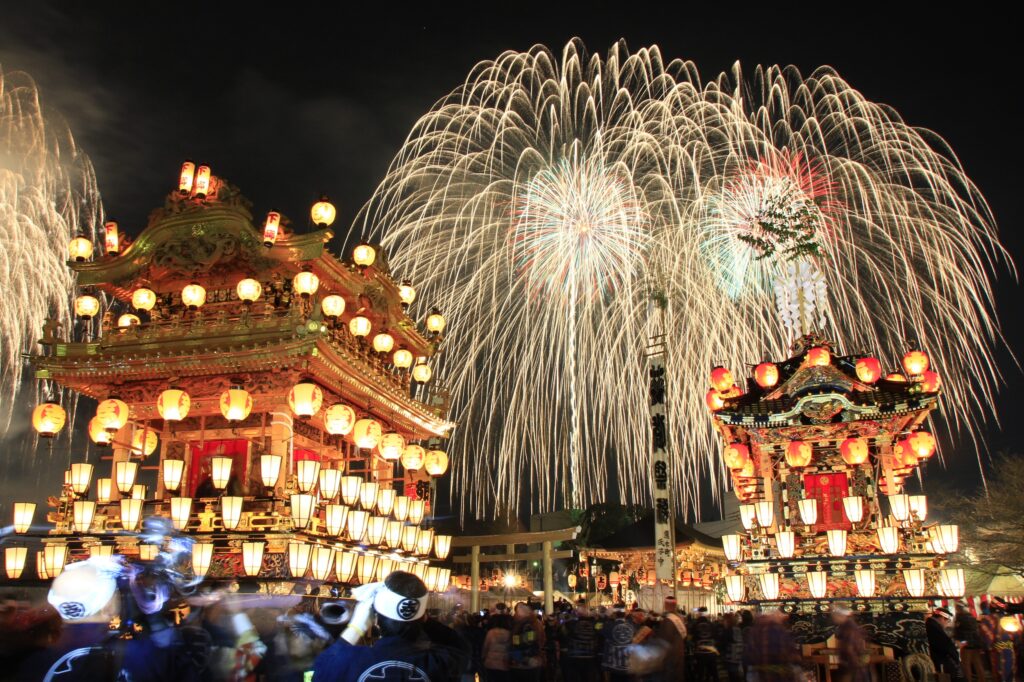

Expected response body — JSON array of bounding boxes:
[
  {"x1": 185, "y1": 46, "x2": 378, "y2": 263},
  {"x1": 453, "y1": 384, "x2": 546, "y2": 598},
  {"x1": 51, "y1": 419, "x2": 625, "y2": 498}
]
[
  {"x1": 785, "y1": 440, "x2": 813, "y2": 468},
  {"x1": 288, "y1": 382, "x2": 323, "y2": 419},
  {"x1": 324, "y1": 403, "x2": 356, "y2": 436},
  {"x1": 311, "y1": 547, "x2": 337, "y2": 581},
  {"x1": 349, "y1": 315, "x2": 372, "y2": 338},
  {"x1": 194, "y1": 164, "x2": 211, "y2": 197},
  {"x1": 416, "y1": 528, "x2": 434, "y2": 556},
  {"x1": 377, "y1": 557, "x2": 395, "y2": 582},
  {"x1": 939, "y1": 567, "x2": 966, "y2": 598},
  {"x1": 357, "y1": 553, "x2": 378, "y2": 584},
  {"x1": 139, "y1": 543, "x2": 159, "y2": 561},
  {"x1": 843, "y1": 495, "x2": 864, "y2": 523},
  {"x1": 378, "y1": 432, "x2": 405, "y2": 461},
  {"x1": 840, "y1": 437, "x2": 869, "y2": 466},
  {"x1": 932, "y1": 524, "x2": 960, "y2": 553},
  {"x1": 908, "y1": 431, "x2": 936, "y2": 459},
  {"x1": 827, "y1": 529, "x2": 848, "y2": 557},
  {"x1": 807, "y1": 570, "x2": 828, "y2": 599},
  {"x1": 401, "y1": 444, "x2": 425, "y2": 471},
  {"x1": 289, "y1": 541, "x2": 312, "y2": 577},
  {"x1": 157, "y1": 388, "x2": 190, "y2": 422},
  {"x1": 325, "y1": 504, "x2": 349, "y2": 536},
  {"x1": 353, "y1": 418, "x2": 382, "y2": 449},
  {"x1": 104, "y1": 220, "x2": 119, "y2": 255},
  {"x1": 402, "y1": 525, "x2": 419, "y2": 552},
  {"x1": 902, "y1": 349, "x2": 929, "y2": 376},
  {"x1": 723, "y1": 443, "x2": 751, "y2": 471},
  {"x1": 219, "y1": 387, "x2": 252, "y2": 422},
  {"x1": 5, "y1": 547, "x2": 27, "y2": 580},
  {"x1": 33, "y1": 402, "x2": 66, "y2": 438},
  {"x1": 877, "y1": 525, "x2": 900, "y2": 554},
  {"x1": 181, "y1": 282, "x2": 206, "y2": 309},
  {"x1": 806, "y1": 347, "x2": 831, "y2": 367},
  {"x1": 68, "y1": 235, "x2": 94, "y2": 262},
  {"x1": 97, "y1": 398, "x2": 129, "y2": 433},
  {"x1": 353, "y1": 242, "x2": 376, "y2": 267},
  {"x1": 132, "y1": 287, "x2": 157, "y2": 311},
  {"x1": 117, "y1": 313, "x2": 140, "y2": 328},
  {"x1": 192, "y1": 542, "x2": 213, "y2": 578},
  {"x1": 705, "y1": 388, "x2": 725, "y2": 411},
  {"x1": 88, "y1": 417, "x2": 111, "y2": 446},
  {"x1": 909, "y1": 494, "x2": 928, "y2": 521},
  {"x1": 13, "y1": 503, "x2": 35, "y2": 534},
  {"x1": 211, "y1": 456, "x2": 233, "y2": 490},
  {"x1": 754, "y1": 362, "x2": 779, "y2": 388},
  {"x1": 425, "y1": 309, "x2": 446, "y2": 334},
  {"x1": 725, "y1": 574, "x2": 744, "y2": 602},
  {"x1": 359, "y1": 481, "x2": 380, "y2": 511},
  {"x1": 722, "y1": 534, "x2": 742, "y2": 561},
  {"x1": 221, "y1": 496, "x2": 243, "y2": 530},
  {"x1": 321, "y1": 294, "x2": 346, "y2": 318},
  {"x1": 178, "y1": 160, "x2": 196, "y2": 194},
  {"x1": 120, "y1": 498, "x2": 142, "y2": 531},
  {"x1": 74, "y1": 294, "x2": 100, "y2": 319},
  {"x1": 295, "y1": 459, "x2": 321, "y2": 493},
  {"x1": 290, "y1": 494, "x2": 315, "y2": 530},
  {"x1": 292, "y1": 269, "x2": 320, "y2": 298},
  {"x1": 130, "y1": 428, "x2": 158, "y2": 457},
  {"x1": 311, "y1": 195, "x2": 336, "y2": 227},
  {"x1": 340, "y1": 476, "x2": 361, "y2": 506},
  {"x1": 855, "y1": 357, "x2": 882, "y2": 383},
  {"x1": 710, "y1": 366, "x2": 734, "y2": 392},
  {"x1": 1000, "y1": 616, "x2": 1021, "y2": 633},
  {"x1": 738, "y1": 504, "x2": 756, "y2": 531},
  {"x1": 319, "y1": 468, "x2": 342, "y2": 500},
  {"x1": 367, "y1": 516, "x2": 388, "y2": 545},
  {"x1": 44, "y1": 543, "x2": 68, "y2": 577},
  {"x1": 411, "y1": 360, "x2": 432, "y2": 383},
  {"x1": 776, "y1": 530, "x2": 795, "y2": 558},
  {"x1": 886, "y1": 372, "x2": 907, "y2": 383},
  {"x1": 393, "y1": 349, "x2": 414, "y2": 369},
  {"x1": 236, "y1": 278, "x2": 262, "y2": 303},
  {"x1": 921, "y1": 370, "x2": 942, "y2": 393},
  {"x1": 115, "y1": 461, "x2": 138, "y2": 494},
  {"x1": 424, "y1": 450, "x2": 449, "y2": 477},
  {"x1": 260, "y1": 454, "x2": 282, "y2": 488},
  {"x1": 69, "y1": 462, "x2": 93, "y2": 495},
  {"x1": 242, "y1": 542, "x2": 264, "y2": 577},
  {"x1": 408, "y1": 500, "x2": 426, "y2": 525},
  {"x1": 170, "y1": 497, "x2": 192, "y2": 530},
  {"x1": 758, "y1": 573, "x2": 780, "y2": 600},
  {"x1": 398, "y1": 281, "x2": 416, "y2": 306},
  {"x1": 95, "y1": 478, "x2": 112, "y2": 504},
  {"x1": 336, "y1": 551, "x2": 357, "y2": 582},
  {"x1": 385, "y1": 520, "x2": 403, "y2": 548},
  {"x1": 376, "y1": 488, "x2": 396, "y2": 516},
  {"x1": 889, "y1": 493, "x2": 910, "y2": 522},
  {"x1": 262, "y1": 211, "x2": 281, "y2": 247},
  {"x1": 132, "y1": 483, "x2": 147, "y2": 500},
  {"x1": 347, "y1": 510, "x2": 369, "y2": 542},
  {"x1": 798, "y1": 498, "x2": 818, "y2": 525},
  {"x1": 393, "y1": 496, "x2": 411, "y2": 522},
  {"x1": 755, "y1": 500, "x2": 774, "y2": 528},
  {"x1": 372, "y1": 332, "x2": 395, "y2": 353}
]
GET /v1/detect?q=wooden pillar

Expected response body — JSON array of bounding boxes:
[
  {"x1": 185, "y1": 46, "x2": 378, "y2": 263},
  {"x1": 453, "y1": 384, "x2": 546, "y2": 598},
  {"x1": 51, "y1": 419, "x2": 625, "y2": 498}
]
[
  {"x1": 470, "y1": 545, "x2": 480, "y2": 613},
  {"x1": 543, "y1": 540, "x2": 554, "y2": 614},
  {"x1": 270, "y1": 408, "x2": 293, "y2": 496}
]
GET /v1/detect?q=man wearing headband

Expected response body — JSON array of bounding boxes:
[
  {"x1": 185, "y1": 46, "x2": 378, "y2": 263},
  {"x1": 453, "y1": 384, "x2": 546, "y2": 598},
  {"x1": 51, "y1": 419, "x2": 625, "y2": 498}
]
[
  {"x1": 313, "y1": 571, "x2": 470, "y2": 680},
  {"x1": 927, "y1": 607, "x2": 966, "y2": 682}
]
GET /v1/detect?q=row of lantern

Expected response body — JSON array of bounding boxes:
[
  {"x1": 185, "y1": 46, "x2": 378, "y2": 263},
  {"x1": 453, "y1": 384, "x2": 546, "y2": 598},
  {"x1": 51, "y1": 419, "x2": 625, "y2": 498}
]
[
  {"x1": 725, "y1": 564, "x2": 966, "y2": 602},
  {"x1": 68, "y1": 221, "x2": 122, "y2": 262},
  {"x1": 705, "y1": 347, "x2": 942, "y2": 412},
  {"x1": 734, "y1": 493, "x2": 938, "y2": 534},
  {"x1": 723, "y1": 432, "x2": 936, "y2": 475}
]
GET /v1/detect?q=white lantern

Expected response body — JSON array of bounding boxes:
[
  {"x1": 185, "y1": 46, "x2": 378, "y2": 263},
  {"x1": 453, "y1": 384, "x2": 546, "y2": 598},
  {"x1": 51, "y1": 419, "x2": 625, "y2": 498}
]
[
  {"x1": 5, "y1": 547, "x2": 27, "y2": 579},
  {"x1": 325, "y1": 504, "x2": 349, "y2": 537},
  {"x1": 211, "y1": 456, "x2": 233, "y2": 490},
  {"x1": 807, "y1": 570, "x2": 828, "y2": 599},
  {"x1": 359, "y1": 481, "x2": 380, "y2": 511},
  {"x1": 290, "y1": 494, "x2": 315, "y2": 530},
  {"x1": 408, "y1": 500, "x2": 426, "y2": 525},
  {"x1": 393, "y1": 349, "x2": 414, "y2": 369},
  {"x1": 889, "y1": 494, "x2": 910, "y2": 522},
  {"x1": 411, "y1": 360, "x2": 432, "y2": 383},
  {"x1": 221, "y1": 496, "x2": 243, "y2": 530},
  {"x1": 219, "y1": 387, "x2": 252, "y2": 422},
  {"x1": 311, "y1": 545, "x2": 336, "y2": 581},
  {"x1": 393, "y1": 496, "x2": 411, "y2": 522},
  {"x1": 348, "y1": 315, "x2": 372, "y2": 338},
  {"x1": 434, "y1": 534, "x2": 452, "y2": 560},
  {"x1": 242, "y1": 542, "x2": 265, "y2": 577},
  {"x1": 932, "y1": 524, "x2": 960, "y2": 554},
  {"x1": 321, "y1": 294, "x2": 346, "y2": 318},
  {"x1": 115, "y1": 461, "x2": 139, "y2": 494},
  {"x1": 843, "y1": 495, "x2": 864, "y2": 524},
  {"x1": 340, "y1": 476, "x2": 362, "y2": 506},
  {"x1": 367, "y1": 516, "x2": 388, "y2": 546},
  {"x1": 372, "y1": 332, "x2": 395, "y2": 353},
  {"x1": 132, "y1": 287, "x2": 157, "y2": 311},
  {"x1": 385, "y1": 520, "x2": 403, "y2": 549},
  {"x1": 162, "y1": 459, "x2": 185, "y2": 492},
  {"x1": 758, "y1": 572, "x2": 780, "y2": 600},
  {"x1": 289, "y1": 541, "x2": 312, "y2": 578},
  {"x1": 69, "y1": 463, "x2": 94, "y2": 495},
  {"x1": 236, "y1": 278, "x2": 262, "y2": 304},
  {"x1": 739, "y1": 504, "x2": 756, "y2": 531},
  {"x1": 877, "y1": 525, "x2": 900, "y2": 554},
  {"x1": 827, "y1": 529, "x2": 848, "y2": 557},
  {"x1": 319, "y1": 468, "x2": 342, "y2": 500},
  {"x1": 378, "y1": 432, "x2": 405, "y2": 461},
  {"x1": 295, "y1": 460, "x2": 321, "y2": 493},
  {"x1": 43, "y1": 543, "x2": 68, "y2": 577},
  {"x1": 722, "y1": 534, "x2": 742, "y2": 562},
  {"x1": 939, "y1": 567, "x2": 966, "y2": 598},
  {"x1": 754, "y1": 500, "x2": 774, "y2": 528},
  {"x1": 72, "y1": 500, "x2": 96, "y2": 532},
  {"x1": 157, "y1": 388, "x2": 190, "y2": 421},
  {"x1": 95, "y1": 479, "x2": 112, "y2": 504},
  {"x1": 260, "y1": 454, "x2": 282, "y2": 488},
  {"x1": 130, "y1": 428, "x2": 158, "y2": 457},
  {"x1": 401, "y1": 444, "x2": 426, "y2": 471},
  {"x1": 192, "y1": 542, "x2": 214, "y2": 578},
  {"x1": 288, "y1": 382, "x2": 324, "y2": 419},
  {"x1": 424, "y1": 450, "x2": 449, "y2": 477},
  {"x1": 903, "y1": 568, "x2": 926, "y2": 597},
  {"x1": 170, "y1": 497, "x2": 192, "y2": 531},
  {"x1": 324, "y1": 404, "x2": 356, "y2": 435},
  {"x1": 909, "y1": 494, "x2": 928, "y2": 521},
  {"x1": 120, "y1": 498, "x2": 143, "y2": 531},
  {"x1": 347, "y1": 510, "x2": 369, "y2": 542},
  {"x1": 181, "y1": 282, "x2": 206, "y2": 310},
  {"x1": 376, "y1": 488, "x2": 396, "y2": 516},
  {"x1": 855, "y1": 568, "x2": 876, "y2": 597},
  {"x1": 292, "y1": 270, "x2": 320, "y2": 298},
  {"x1": 775, "y1": 530, "x2": 795, "y2": 559},
  {"x1": 353, "y1": 418, "x2": 382, "y2": 449},
  {"x1": 357, "y1": 553, "x2": 378, "y2": 584},
  {"x1": 798, "y1": 498, "x2": 818, "y2": 526},
  {"x1": 336, "y1": 551, "x2": 358, "y2": 582}
]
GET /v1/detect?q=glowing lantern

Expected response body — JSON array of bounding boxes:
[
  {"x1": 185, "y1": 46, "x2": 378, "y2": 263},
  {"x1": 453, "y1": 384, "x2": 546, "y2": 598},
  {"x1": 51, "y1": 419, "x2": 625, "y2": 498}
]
[
  {"x1": 221, "y1": 496, "x2": 243, "y2": 530},
  {"x1": 130, "y1": 428, "x2": 158, "y2": 457},
  {"x1": 843, "y1": 495, "x2": 864, "y2": 523},
  {"x1": 840, "y1": 437, "x2": 869, "y2": 466},
  {"x1": 86, "y1": 418, "x2": 111, "y2": 446},
  {"x1": 325, "y1": 504, "x2": 348, "y2": 536},
  {"x1": 359, "y1": 481, "x2": 380, "y2": 511},
  {"x1": 242, "y1": 541, "x2": 264, "y2": 577},
  {"x1": 739, "y1": 504, "x2": 756, "y2": 531},
  {"x1": 311, "y1": 195, "x2": 337, "y2": 227},
  {"x1": 115, "y1": 461, "x2": 138, "y2": 494},
  {"x1": 372, "y1": 332, "x2": 395, "y2": 353},
  {"x1": 347, "y1": 510, "x2": 369, "y2": 542},
  {"x1": 288, "y1": 382, "x2": 323, "y2": 419},
  {"x1": 920, "y1": 370, "x2": 942, "y2": 392},
  {"x1": 723, "y1": 534, "x2": 742, "y2": 561},
  {"x1": 723, "y1": 443, "x2": 751, "y2": 470},
  {"x1": 43, "y1": 543, "x2": 68, "y2": 577},
  {"x1": 357, "y1": 553, "x2": 378, "y2": 584},
  {"x1": 827, "y1": 529, "x2": 848, "y2": 557},
  {"x1": 798, "y1": 498, "x2": 818, "y2": 526},
  {"x1": 932, "y1": 524, "x2": 960, "y2": 553},
  {"x1": 103, "y1": 220, "x2": 119, "y2": 255},
  {"x1": 319, "y1": 468, "x2": 342, "y2": 500},
  {"x1": 378, "y1": 432, "x2": 404, "y2": 461},
  {"x1": 939, "y1": 567, "x2": 965, "y2": 598},
  {"x1": 434, "y1": 534, "x2": 452, "y2": 560},
  {"x1": 289, "y1": 541, "x2": 312, "y2": 577},
  {"x1": 336, "y1": 551, "x2": 357, "y2": 582},
  {"x1": 886, "y1": 373, "x2": 907, "y2": 382},
  {"x1": 368, "y1": 516, "x2": 388, "y2": 545},
  {"x1": 95, "y1": 479, "x2": 111, "y2": 504},
  {"x1": 340, "y1": 476, "x2": 361, "y2": 506},
  {"x1": 72, "y1": 500, "x2": 95, "y2": 533},
  {"x1": 393, "y1": 348, "x2": 414, "y2": 368},
  {"x1": 385, "y1": 520, "x2": 403, "y2": 548},
  {"x1": 353, "y1": 418, "x2": 382, "y2": 449},
  {"x1": 754, "y1": 362, "x2": 779, "y2": 388},
  {"x1": 120, "y1": 498, "x2": 142, "y2": 531},
  {"x1": 32, "y1": 402, "x2": 66, "y2": 438},
  {"x1": 352, "y1": 242, "x2": 376, "y2": 267},
  {"x1": 192, "y1": 543, "x2": 213, "y2": 578},
  {"x1": 293, "y1": 269, "x2": 320, "y2": 298},
  {"x1": 376, "y1": 488, "x2": 396, "y2": 516},
  {"x1": 260, "y1": 454, "x2": 282, "y2": 488},
  {"x1": 425, "y1": 309, "x2": 446, "y2": 335},
  {"x1": 132, "y1": 287, "x2": 157, "y2": 311},
  {"x1": 776, "y1": 530, "x2": 795, "y2": 558},
  {"x1": 74, "y1": 294, "x2": 100, "y2": 319},
  {"x1": 424, "y1": 450, "x2": 449, "y2": 477},
  {"x1": 210, "y1": 456, "x2": 233, "y2": 490},
  {"x1": 1000, "y1": 616, "x2": 1021, "y2": 633},
  {"x1": 13, "y1": 503, "x2": 35, "y2": 533},
  {"x1": 5, "y1": 547, "x2": 27, "y2": 579},
  {"x1": 349, "y1": 315, "x2": 372, "y2": 338},
  {"x1": 908, "y1": 431, "x2": 936, "y2": 459},
  {"x1": 236, "y1": 278, "x2": 262, "y2": 303},
  {"x1": 156, "y1": 388, "x2": 190, "y2": 422},
  {"x1": 416, "y1": 528, "x2": 435, "y2": 555},
  {"x1": 785, "y1": 441, "x2": 813, "y2": 468},
  {"x1": 888, "y1": 493, "x2": 910, "y2": 522},
  {"x1": 132, "y1": 484, "x2": 147, "y2": 500},
  {"x1": 806, "y1": 347, "x2": 831, "y2": 366},
  {"x1": 855, "y1": 357, "x2": 882, "y2": 384},
  {"x1": 408, "y1": 500, "x2": 426, "y2": 525},
  {"x1": 402, "y1": 525, "x2": 419, "y2": 552},
  {"x1": 902, "y1": 349, "x2": 929, "y2": 376},
  {"x1": 401, "y1": 444, "x2": 425, "y2": 471},
  {"x1": 97, "y1": 398, "x2": 129, "y2": 433},
  {"x1": 705, "y1": 389, "x2": 725, "y2": 411},
  {"x1": 170, "y1": 497, "x2": 192, "y2": 530},
  {"x1": 755, "y1": 500, "x2": 774, "y2": 528},
  {"x1": 709, "y1": 366, "x2": 733, "y2": 392},
  {"x1": 758, "y1": 573, "x2": 780, "y2": 600},
  {"x1": 68, "y1": 235, "x2": 94, "y2": 262},
  {"x1": 324, "y1": 403, "x2": 356, "y2": 436},
  {"x1": 807, "y1": 570, "x2": 828, "y2": 599},
  {"x1": 398, "y1": 281, "x2": 416, "y2": 306},
  {"x1": 894, "y1": 440, "x2": 918, "y2": 468},
  {"x1": 262, "y1": 211, "x2": 281, "y2": 247},
  {"x1": 321, "y1": 294, "x2": 346, "y2": 318},
  {"x1": 411, "y1": 360, "x2": 432, "y2": 383},
  {"x1": 117, "y1": 313, "x2": 140, "y2": 328},
  {"x1": 877, "y1": 525, "x2": 899, "y2": 554},
  {"x1": 181, "y1": 282, "x2": 206, "y2": 310},
  {"x1": 194, "y1": 164, "x2": 211, "y2": 197},
  {"x1": 295, "y1": 459, "x2": 321, "y2": 493},
  {"x1": 69, "y1": 463, "x2": 94, "y2": 495},
  {"x1": 178, "y1": 160, "x2": 195, "y2": 194},
  {"x1": 290, "y1": 494, "x2": 315, "y2": 530},
  {"x1": 393, "y1": 496, "x2": 411, "y2": 522},
  {"x1": 219, "y1": 387, "x2": 252, "y2": 422},
  {"x1": 725, "y1": 574, "x2": 745, "y2": 602}
]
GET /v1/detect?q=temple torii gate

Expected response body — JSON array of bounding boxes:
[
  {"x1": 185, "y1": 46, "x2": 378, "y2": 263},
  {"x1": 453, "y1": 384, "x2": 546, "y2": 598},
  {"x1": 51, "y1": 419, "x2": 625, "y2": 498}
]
[{"x1": 449, "y1": 526, "x2": 580, "y2": 614}]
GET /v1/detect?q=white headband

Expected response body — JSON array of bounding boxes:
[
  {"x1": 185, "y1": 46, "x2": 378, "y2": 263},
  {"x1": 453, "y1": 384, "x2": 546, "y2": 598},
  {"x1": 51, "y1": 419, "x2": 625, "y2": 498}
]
[{"x1": 352, "y1": 580, "x2": 427, "y2": 622}]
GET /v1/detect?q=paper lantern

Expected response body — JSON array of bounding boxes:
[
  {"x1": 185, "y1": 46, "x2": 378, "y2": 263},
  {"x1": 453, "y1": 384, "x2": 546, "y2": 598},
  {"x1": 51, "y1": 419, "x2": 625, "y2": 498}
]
[
  {"x1": 347, "y1": 510, "x2": 369, "y2": 542},
  {"x1": 376, "y1": 488, "x2": 396, "y2": 516},
  {"x1": 157, "y1": 388, "x2": 190, "y2": 421},
  {"x1": 178, "y1": 160, "x2": 196, "y2": 193},
  {"x1": 260, "y1": 454, "x2": 282, "y2": 488},
  {"x1": 74, "y1": 294, "x2": 100, "y2": 319},
  {"x1": 69, "y1": 463, "x2": 93, "y2": 495},
  {"x1": 921, "y1": 371, "x2": 942, "y2": 393},
  {"x1": 130, "y1": 428, "x2": 158, "y2": 457},
  {"x1": 888, "y1": 494, "x2": 910, "y2": 522},
  {"x1": 192, "y1": 542, "x2": 213, "y2": 578},
  {"x1": 324, "y1": 403, "x2": 356, "y2": 436},
  {"x1": 221, "y1": 496, "x2": 243, "y2": 530},
  {"x1": 325, "y1": 504, "x2": 349, "y2": 536},
  {"x1": 393, "y1": 496, "x2": 411, "y2": 522},
  {"x1": 372, "y1": 332, "x2": 395, "y2": 353},
  {"x1": 754, "y1": 500, "x2": 774, "y2": 528},
  {"x1": 336, "y1": 551, "x2": 358, "y2": 583},
  {"x1": 877, "y1": 525, "x2": 900, "y2": 554},
  {"x1": 236, "y1": 278, "x2": 262, "y2": 303},
  {"x1": 193, "y1": 164, "x2": 211, "y2": 197},
  {"x1": 219, "y1": 387, "x2": 252, "y2": 422},
  {"x1": 68, "y1": 235, "x2": 94, "y2": 262},
  {"x1": 722, "y1": 534, "x2": 742, "y2": 561},
  {"x1": 855, "y1": 357, "x2": 882, "y2": 383},
  {"x1": 132, "y1": 288, "x2": 157, "y2": 311},
  {"x1": 855, "y1": 568, "x2": 876, "y2": 597},
  {"x1": 939, "y1": 567, "x2": 966, "y2": 598},
  {"x1": 806, "y1": 347, "x2": 830, "y2": 366},
  {"x1": 120, "y1": 498, "x2": 142, "y2": 531},
  {"x1": 909, "y1": 494, "x2": 928, "y2": 521},
  {"x1": 288, "y1": 541, "x2": 312, "y2": 578},
  {"x1": 36, "y1": 551, "x2": 49, "y2": 580},
  {"x1": 288, "y1": 382, "x2": 323, "y2": 419},
  {"x1": 738, "y1": 504, "x2": 756, "y2": 531},
  {"x1": 412, "y1": 360, "x2": 432, "y2": 383},
  {"x1": 367, "y1": 516, "x2": 388, "y2": 545},
  {"x1": 723, "y1": 443, "x2": 751, "y2": 470},
  {"x1": 827, "y1": 529, "x2": 848, "y2": 557},
  {"x1": 73, "y1": 500, "x2": 96, "y2": 532},
  {"x1": 319, "y1": 468, "x2": 342, "y2": 500},
  {"x1": 340, "y1": 476, "x2": 361, "y2": 506},
  {"x1": 400, "y1": 444, "x2": 425, "y2": 472},
  {"x1": 932, "y1": 524, "x2": 960, "y2": 554},
  {"x1": 290, "y1": 494, "x2": 315, "y2": 530},
  {"x1": 807, "y1": 570, "x2": 828, "y2": 599},
  {"x1": 131, "y1": 483, "x2": 147, "y2": 501},
  {"x1": 103, "y1": 220, "x2": 119, "y2": 255},
  {"x1": 425, "y1": 309, "x2": 446, "y2": 334},
  {"x1": 95, "y1": 478, "x2": 112, "y2": 504},
  {"x1": 242, "y1": 542, "x2": 264, "y2": 577},
  {"x1": 398, "y1": 281, "x2": 416, "y2": 306},
  {"x1": 349, "y1": 315, "x2": 372, "y2": 337},
  {"x1": 170, "y1": 497, "x2": 192, "y2": 531},
  {"x1": 775, "y1": 530, "x2": 795, "y2": 558},
  {"x1": 115, "y1": 461, "x2": 138, "y2": 494},
  {"x1": 758, "y1": 573, "x2": 780, "y2": 600},
  {"x1": 378, "y1": 432, "x2": 405, "y2": 461},
  {"x1": 902, "y1": 349, "x2": 929, "y2": 376},
  {"x1": 352, "y1": 418, "x2": 382, "y2": 449},
  {"x1": 357, "y1": 553, "x2": 378, "y2": 584},
  {"x1": 393, "y1": 349, "x2": 414, "y2": 369},
  {"x1": 97, "y1": 398, "x2": 129, "y2": 432},
  {"x1": 725, "y1": 574, "x2": 745, "y2": 602},
  {"x1": 5, "y1": 547, "x2": 27, "y2": 579},
  {"x1": 402, "y1": 525, "x2": 419, "y2": 552},
  {"x1": 843, "y1": 495, "x2": 864, "y2": 524},
  {"x1": 89, "y1": 417, "x2": 112, "y2": 446},
  {"x1": 311, "y1": 196, "x2": 337, "y2": 227},
  {"x1": 210, "y1": 456, "x2": 233, "y2": 490},
  {"x1": 385, "y1": 520, "x2": 403, "y2": 549},
  {"x1": 138, "y1": 544, "x2": 159, "y2": 561},
  {"x1": 840, "y1": 438, "x2": 869, "y2": 466},
  {"x1": 181, "y1": 283, "x2": 206, "y2": 310},
  {"x1": 408, "y1": 500, "x2": 426, "y2": 525},
  {"x1": 262, "y1": 211, "x2": 281, "y2": 247},
  {"x1": 798, "y1": 498, "x2": 818, "y2": 525},
  {"x1": 424, "y1": 450, "x2": 449, "y2": 477},
  {"x1": 902, "y1": 568, "x2": 925, "y2": 597},
  {"x1": 117, "y1": 313, "x2": 140, "y2": 328},
  {"x1": 754, "y1": 362, "x2": 779, "y2": 388},
  {"x1": 705, "y1": 388, "x2": 725, "y2": 411},
  {"x1": 292, "y1": 270, "x2": 320, "y2": 298},
  {"x1": 43, "y1": 543, "x2": 68, "y2": 577},
  {"x1": 785, "y1": 441, "x2": 812, "y2": 468},
  {"x1": 416, "y1": 528, "x2": 435, "y2": 555},
  {"x1": 359, "y1": 481, "x2": 380, "y2": 511},
  {"x1": 321, "y1": 294, "x2": 346, "y2": 318},
  {"x1": 908, "y1": 431, "x2": 936, "y2": 460},
  {"x1": 434, "y1": 534, "x2": 452, "y2": 560},
  {"x1": 295, "y1": 459, "x2": 321, "y2": 493}
]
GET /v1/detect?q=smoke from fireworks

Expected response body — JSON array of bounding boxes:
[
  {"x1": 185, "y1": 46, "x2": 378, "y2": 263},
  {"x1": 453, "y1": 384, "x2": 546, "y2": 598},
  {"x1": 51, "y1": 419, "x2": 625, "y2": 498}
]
[
  {"x1": 0, "y1": 68, "x2": 101, "y2": 426},
  {"x1": 360, "y1": 42, "x2": 1010, "y2": 518}
]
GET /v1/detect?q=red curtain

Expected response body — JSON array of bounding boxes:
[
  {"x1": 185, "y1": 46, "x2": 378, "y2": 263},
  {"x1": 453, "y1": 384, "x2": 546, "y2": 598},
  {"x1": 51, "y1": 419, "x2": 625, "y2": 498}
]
[
  {"x1": 188, "y1": 439, "x2": 249, "y2": 495},
  {"x1": 803, "y1": 472, "x2": 852, "y2": 531}
]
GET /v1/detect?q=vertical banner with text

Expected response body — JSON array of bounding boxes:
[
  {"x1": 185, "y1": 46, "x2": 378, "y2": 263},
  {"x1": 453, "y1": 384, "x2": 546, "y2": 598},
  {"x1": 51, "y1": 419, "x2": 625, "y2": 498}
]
[{"x1": 649, "y1": 354, "x2": 675, "y2": 581}]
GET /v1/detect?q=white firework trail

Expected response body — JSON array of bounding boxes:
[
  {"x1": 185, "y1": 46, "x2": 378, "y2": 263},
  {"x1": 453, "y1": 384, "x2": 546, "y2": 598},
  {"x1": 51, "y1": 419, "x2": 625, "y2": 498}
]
[{"x1": 355, "y1": 42, "x2": 1012, "y2": 518}]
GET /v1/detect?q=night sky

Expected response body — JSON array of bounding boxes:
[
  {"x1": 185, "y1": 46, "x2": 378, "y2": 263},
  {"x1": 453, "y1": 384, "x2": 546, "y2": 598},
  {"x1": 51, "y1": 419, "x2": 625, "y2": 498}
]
[{"x1": 2, "y1": 4, "x2": 1021, "y2": 522}]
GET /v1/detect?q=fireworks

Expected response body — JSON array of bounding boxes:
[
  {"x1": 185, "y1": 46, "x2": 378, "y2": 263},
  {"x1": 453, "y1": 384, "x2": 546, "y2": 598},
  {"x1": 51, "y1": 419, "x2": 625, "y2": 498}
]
[
  {"x1": 362, "y1": 44, "x2": 1012, "y2": 518},
  {"x1": 0, "y1": 68, "x2": 101, "y2": 426}
]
